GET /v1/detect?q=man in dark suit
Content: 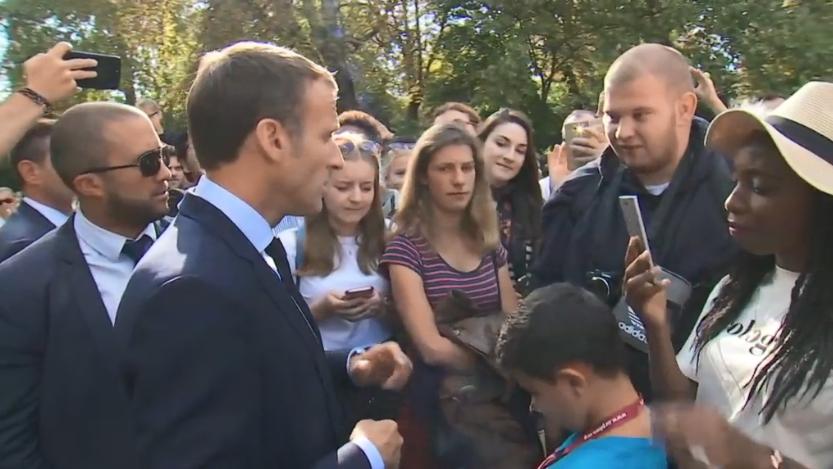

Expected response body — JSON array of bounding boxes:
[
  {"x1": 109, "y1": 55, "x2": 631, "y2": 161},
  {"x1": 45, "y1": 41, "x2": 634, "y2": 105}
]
[
  {"x1": 116, "y1": 41, "x2": 411, "y2": 469},
  {"x1": 0, "y1": 119, "x2": 75, "y2": 262},
  {"x1": 0, "y1": 102, "x2": 172, "y2": 468}
]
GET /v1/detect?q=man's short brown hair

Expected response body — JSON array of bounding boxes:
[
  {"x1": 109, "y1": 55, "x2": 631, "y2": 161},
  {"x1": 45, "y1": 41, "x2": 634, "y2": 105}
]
[
  {"x1": 432, "y1": 102, "x2": 481, "y2": 126},
  {"x1": 187, "y1": 41, "x2": 336, "y2": 171},
  {"x1": 10, "y1": 119, "x2": 55, "y2": 187}
]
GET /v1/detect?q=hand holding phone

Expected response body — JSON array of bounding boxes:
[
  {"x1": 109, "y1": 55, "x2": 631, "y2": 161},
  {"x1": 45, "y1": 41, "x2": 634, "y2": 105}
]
[
  {"x1": 343, "y1": 286, "x2": 375, "y2": 300},
  {"x1": 23, "y1": 42, "x2": 98, "y2": 103},
  {"x1": 564, "y1": 118, "x2": 605, "y2": 169},
  {"x1": 619, "y1": 196, "x2": 653, "y2": 267},
  {"x1": 63, "y1": 51, "x2": 121, "y2": 90}
]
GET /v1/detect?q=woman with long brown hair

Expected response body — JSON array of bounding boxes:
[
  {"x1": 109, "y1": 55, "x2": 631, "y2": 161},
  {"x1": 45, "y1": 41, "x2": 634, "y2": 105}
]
[
  {"x1": 479, "y1": 109, "x2": 543, "y2": 294},
  {"x1": 382, "y1": 123, "x2": 538, "y2": 468}
]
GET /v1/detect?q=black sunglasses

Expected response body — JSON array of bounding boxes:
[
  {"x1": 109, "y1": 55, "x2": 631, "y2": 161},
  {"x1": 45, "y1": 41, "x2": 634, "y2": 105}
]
[
  {"x1": 337, "y1": 140, "x2": 381, "y2": 158},
  {"x1": 81, "y1": 147, "x2": 170, "y2": 178}
]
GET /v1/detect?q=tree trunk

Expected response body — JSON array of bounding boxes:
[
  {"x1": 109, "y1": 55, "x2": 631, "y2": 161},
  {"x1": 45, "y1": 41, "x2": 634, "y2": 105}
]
[{"x1": 305, "y1": 0, "x2": 360, "y2": 110}]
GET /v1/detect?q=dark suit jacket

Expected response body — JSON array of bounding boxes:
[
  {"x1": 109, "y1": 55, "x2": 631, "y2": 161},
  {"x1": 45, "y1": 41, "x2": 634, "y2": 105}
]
[
  {"x1": 0, "y1": 218, "x2": 139, "y2": 469},
  {"x1": 115, "y1": 194, "x2": 371, "y2": 469},
  {"x1": 0, "y1": 201, "x2": 57, "y2": 263}
]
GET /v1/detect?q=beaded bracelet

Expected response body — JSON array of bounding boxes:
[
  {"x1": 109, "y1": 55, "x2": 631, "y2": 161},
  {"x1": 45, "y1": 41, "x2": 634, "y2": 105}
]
[{"x1": 16, "y1": 87, "x2": 52, "y2": 113}]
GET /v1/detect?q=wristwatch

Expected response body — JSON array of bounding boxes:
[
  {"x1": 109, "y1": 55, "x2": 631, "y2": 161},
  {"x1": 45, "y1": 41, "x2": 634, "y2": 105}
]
[{"x1": 16, "y1": 87, "x2": 52, "y2": 114}]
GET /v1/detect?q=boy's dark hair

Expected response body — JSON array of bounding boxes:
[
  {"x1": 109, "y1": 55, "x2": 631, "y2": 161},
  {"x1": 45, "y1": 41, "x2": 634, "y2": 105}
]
[{"x1": 496, "y1": 283, "x2": 627, "y2": 381}]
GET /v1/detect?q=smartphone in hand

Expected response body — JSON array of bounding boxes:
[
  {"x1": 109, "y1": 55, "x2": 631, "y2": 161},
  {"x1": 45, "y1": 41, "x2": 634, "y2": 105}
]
[
  {"x1": 64, "y1": 51, "x2": 121, "y2": 90},
  {"x1": 619, "y1": 195, "x2": 653, "y2": 267},
  {"x1": 343, "y1": 286, "x2": 375, "y2": 300}
]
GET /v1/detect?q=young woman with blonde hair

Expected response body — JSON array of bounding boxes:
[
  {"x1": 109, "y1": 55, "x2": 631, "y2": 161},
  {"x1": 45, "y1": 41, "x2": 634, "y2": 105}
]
[{"x1": 279, "y1": 132, "x2": 396, "y2": 424}]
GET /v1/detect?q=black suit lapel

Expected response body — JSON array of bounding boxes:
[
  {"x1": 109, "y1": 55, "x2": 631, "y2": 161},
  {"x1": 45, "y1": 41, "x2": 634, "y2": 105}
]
[
  {"x1": 178, "y1": 196, "x2": 327, "y2": 359},
  {"x1": 18, "y1": 201, "x2": 58, "y2": 234},
  {"x1": 55, "y1": 218, "x2": 120, "y2": 374},
  {"x1": 178, "y1": 195, "x2": 344, "y2": 436}
]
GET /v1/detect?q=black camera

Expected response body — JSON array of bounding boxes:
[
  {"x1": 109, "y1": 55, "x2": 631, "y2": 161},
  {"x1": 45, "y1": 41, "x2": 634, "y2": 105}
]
[{"x1": 585, "y1": 270, "x2": 620, "y2": 305}]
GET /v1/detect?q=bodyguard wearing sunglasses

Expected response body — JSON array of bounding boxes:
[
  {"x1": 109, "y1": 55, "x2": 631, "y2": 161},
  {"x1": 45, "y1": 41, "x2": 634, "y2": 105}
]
[
  {"x1": 0, "y1": 118, "x2": 75, "y2": 263},
  {"x1": 0, "y1": 102, "x2": 170, "y2": 469}
]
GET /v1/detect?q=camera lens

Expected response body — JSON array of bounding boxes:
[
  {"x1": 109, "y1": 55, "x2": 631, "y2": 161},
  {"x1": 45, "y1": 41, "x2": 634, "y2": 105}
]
[{"x1": 587, "y1": 275, "x2": 612, "y2": 302}]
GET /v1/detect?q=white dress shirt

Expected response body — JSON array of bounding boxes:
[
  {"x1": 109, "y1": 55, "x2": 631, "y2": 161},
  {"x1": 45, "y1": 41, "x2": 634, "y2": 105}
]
[
  {"x1": 193, "y1": 177, "x2": 385, "y2": 469},
  {"x1": 23, "y1": 197, "x2": 71, "y2": 227},
  {"x1": 74, "y1": 210, "x2": 157, "y2": 325}
]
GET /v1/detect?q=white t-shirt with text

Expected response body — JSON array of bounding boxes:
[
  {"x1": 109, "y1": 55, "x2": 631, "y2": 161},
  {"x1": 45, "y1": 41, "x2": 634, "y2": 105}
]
[{"x1": 678, "y1": 266, "x2": 833, "y2": 468}]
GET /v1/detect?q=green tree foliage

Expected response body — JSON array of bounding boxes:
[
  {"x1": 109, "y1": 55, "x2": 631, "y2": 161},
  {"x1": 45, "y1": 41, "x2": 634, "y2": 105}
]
[{"x1": 2, "y1": 0, "x2": 831, "y2": 148}]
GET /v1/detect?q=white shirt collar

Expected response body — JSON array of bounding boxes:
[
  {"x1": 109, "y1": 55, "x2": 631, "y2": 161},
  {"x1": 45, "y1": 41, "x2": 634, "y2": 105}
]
[
  {"x1": 192, "y1": 176, "x2": 274, "y2": 253},
  {"x1": 73, "y1": 209, "x2": 157, "y2": 262},
  {"x1": 23, "y1": 197, "x2": 70, "y2": 227}
]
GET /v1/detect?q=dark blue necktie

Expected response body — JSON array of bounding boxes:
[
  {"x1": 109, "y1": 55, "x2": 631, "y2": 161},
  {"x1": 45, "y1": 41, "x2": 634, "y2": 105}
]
[
  {"x1": 122, "y1": 235, "x2": 154, "y2": 264},
  {"x1": 265, "y1": 238, "x2": 296, "y2": 288},
  {"x1": 265, "y1": 238, "x2": 319, "y2": 341}
]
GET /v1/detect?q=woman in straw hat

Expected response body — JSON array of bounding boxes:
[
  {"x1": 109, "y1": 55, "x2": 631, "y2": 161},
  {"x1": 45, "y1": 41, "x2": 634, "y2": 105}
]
[{"x1": 624, "y1": 81, "x2": 833, "y2": 469}]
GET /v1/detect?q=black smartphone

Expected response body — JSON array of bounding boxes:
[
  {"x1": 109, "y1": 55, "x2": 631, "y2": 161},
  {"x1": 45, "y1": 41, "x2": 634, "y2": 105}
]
[{"x1": 64, "y1": 51, "x2": 121, "y2": 90}]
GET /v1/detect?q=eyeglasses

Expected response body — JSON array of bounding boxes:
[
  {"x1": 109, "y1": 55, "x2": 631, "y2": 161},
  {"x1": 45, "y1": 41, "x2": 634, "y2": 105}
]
[
  {"x1": 81, "y1": 147, "x2": 170, "y2": 178},
  {"x1": 337, "y1": 139, "x2": 381, "y2": 158}
]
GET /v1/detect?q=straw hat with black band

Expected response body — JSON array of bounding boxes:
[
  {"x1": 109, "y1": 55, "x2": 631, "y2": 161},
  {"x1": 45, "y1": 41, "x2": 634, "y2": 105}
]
[{"x1": 706, "y1": 81, "x2": 833, "y2": 196}]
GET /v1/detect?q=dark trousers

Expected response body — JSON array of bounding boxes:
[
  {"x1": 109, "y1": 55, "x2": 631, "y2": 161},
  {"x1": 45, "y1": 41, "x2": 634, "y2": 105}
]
[{"x1": 343, "y1": 385, "x2": 403, "y2": 427}]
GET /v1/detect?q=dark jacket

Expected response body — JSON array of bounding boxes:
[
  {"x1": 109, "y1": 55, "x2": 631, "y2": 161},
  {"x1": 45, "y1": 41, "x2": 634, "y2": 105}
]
[
  {"x1": 532, "y1": 118, "x2": 737, "y2": 344},
  {"x1": 0, "y1": 218, "x2": 139, "y2": 469},
  {"x1": 0, "y1": 201, "x2": 56, "y2": 263},
  {"x1": 115, "y1": 194, "x2": 370, "y2": 469}
]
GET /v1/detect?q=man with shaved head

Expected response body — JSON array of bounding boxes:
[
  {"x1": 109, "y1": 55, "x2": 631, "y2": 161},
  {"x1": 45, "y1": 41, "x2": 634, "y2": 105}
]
[
  {"x1": 532, "y1": 44, "x2": 737, "y2": 398},
  {"x1": 0, "y1": 102, "x2": 171, "y2": 468}
]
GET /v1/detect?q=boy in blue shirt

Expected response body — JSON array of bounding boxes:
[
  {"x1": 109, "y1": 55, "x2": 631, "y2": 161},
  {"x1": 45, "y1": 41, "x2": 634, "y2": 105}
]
[{"x1": 496, "y1": 284, "x2": 668, "y2": 468}]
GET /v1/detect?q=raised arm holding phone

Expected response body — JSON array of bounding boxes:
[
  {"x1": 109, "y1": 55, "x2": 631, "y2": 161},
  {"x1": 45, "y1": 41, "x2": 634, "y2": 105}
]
[
  {"x1": 624, "y1": 81, "x2": 833, "y2": 469},
  {"x1": 0, "y1": 42, "x2": 97, "y2": 157}
]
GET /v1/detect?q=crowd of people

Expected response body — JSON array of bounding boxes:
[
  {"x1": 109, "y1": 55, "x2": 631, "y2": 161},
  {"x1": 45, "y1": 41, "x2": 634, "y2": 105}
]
[{"x1": 0, "y1": 38, "x2": 830, "y2": 469}]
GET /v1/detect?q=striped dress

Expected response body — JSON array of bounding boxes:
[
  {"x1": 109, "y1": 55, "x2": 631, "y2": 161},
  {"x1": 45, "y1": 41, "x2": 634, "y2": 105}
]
[{"x1": 380, "y1": 231, "x2": 506, "y2": 313}]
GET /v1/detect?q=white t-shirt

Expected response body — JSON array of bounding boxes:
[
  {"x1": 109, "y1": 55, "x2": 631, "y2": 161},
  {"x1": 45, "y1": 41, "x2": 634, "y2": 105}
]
[
  {"x1": 678, "y1": 266, "x2": 833, "y2": 468},
  {"x1": 278, "y1": 228, "x2": 391, "y2": 352}
]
